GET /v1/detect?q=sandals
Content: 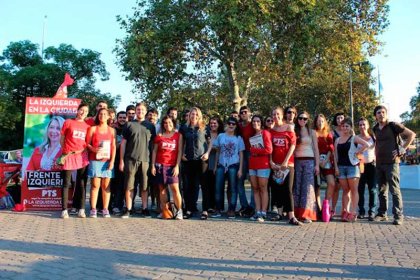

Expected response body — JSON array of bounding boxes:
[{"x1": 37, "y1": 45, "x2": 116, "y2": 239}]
[
  {"x1": 348, "y1": 212, "x2": 358, "y2": 222},
  {"x1": 341, "y1": 211, "x2": 349, "y2": 222},
  {"x1": 201, "y1": 211, "x2": 208, "y2": 220},
  {"x1": 288, "y1": 217, "x2": 302, "y2": 226}
]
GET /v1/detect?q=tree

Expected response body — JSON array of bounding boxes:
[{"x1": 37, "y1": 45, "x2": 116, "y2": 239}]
[
  {"x1": 116, "y1": 0, "x2": 388, "y2": 115},
  {"x1": 400, "y1": 82, "x2": 420, "y2": 135},
  {"x1": 0, "y1": 40, "x2": 120, "y2": 150}
]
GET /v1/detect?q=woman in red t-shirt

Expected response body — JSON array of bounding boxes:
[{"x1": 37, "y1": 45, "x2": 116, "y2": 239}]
[
  {"x1": 26, "y1": 116, "x2": 65, "y2": 171},
  {"x1": 314, "y1": 114, "x2": 337, "y2": 219},
  {"x1": 270, "y1": 107, "x2": 301, "y2": 226},
  {"x1": 151, "y1": 116, "x2": 183, "y2": 219},
  {"x1": 249, "y1": 115, "x2": 272, "y2": 222},
  {"x1": 60, "y1": 103, "x2": 90, "y2": 219},
  {"x1": 85, "y1": 108, "x2": 116, "y2": 218}
]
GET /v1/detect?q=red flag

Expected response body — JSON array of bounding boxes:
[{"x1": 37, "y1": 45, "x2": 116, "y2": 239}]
[{"x1": 53, "y1": 73, "x2": 74, "y2": 98}]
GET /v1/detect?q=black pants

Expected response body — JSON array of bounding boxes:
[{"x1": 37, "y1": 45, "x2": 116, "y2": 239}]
[
  {"x1": 204, "y1": 169, "x2": 216, "y2": 210},
  {"x1": 183, "y1": 160, "x2": 207, "y2": 212},
  {"x1": 62, "y1": 167, "x2": 87, "y2": 210},
  {"x1": 110, "y1": 167, "x2": 125, "y2": 210},
  {"x1": 358, "y1": 162, "x2": 377, "y2": 216},
  {"x1": 271, "y1": 167, "x2": 295, "y2": 213}
]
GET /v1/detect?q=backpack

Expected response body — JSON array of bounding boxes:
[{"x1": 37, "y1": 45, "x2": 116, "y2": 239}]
[{"x1": 373, "y1": 121, "x2": 403, "y2": 156}]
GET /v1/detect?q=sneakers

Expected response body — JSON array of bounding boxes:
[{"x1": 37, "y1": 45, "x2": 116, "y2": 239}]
[
  {"x1": 61, "y1": 210, "x2": 69, "y2": 219},
  {"x1": 77, "y1": 209, "x2": 86, "y2": 218},
  {"x1": 102, "y1": 209, "x2": 111, "y2": 218},
  {"x1": 175, "y1": 209, "x2": 183, "y2": 220},
  {"x1": 142, "y1": 208, "x2": 151, "y2": 217},
  {"x1": 240, "y1": 206, "x2": 254, "y2": 218},
  {"x1": 121, "y1": 208, "x2": 130, "y2": 219},
  {"x1": 393, "y1": 218, "x2": 403, "y2": 225},
  {"x1": 90, "y1": 209, "x2": 97, "y2": 218},
  {"x1": 257, "y1": 215, "x2": 265, "y2": 223},
  {"x1": 271, "y1": 206, "x2": 279, "y2": 214},
  {"x1": 211, "y1": 211, "x2": 221, "y2": 218},
  {"x1": 112, "y1": 207, "x2": 121, "y2": 215},
  {"x1": 368, "y1": 213, "x2": 375, "y2": 221},
  {"x1": 303, "y1": 218, "x2": 312, "y2": 224},
  {"x1": 374, "y1": 214, "x2": 388, "y2": 222},
  {"x1": 250, "y1": 214, "x2": 258, "y2": 221},
  {"x1": 227, "y1": 210, "x2": 236, "y2": 219},
  {"x1": 69, "y1": 208, "x2": 78, "y2": 216},
  {"x1": 183, "y1": 211, "x2": 193, "y2": 219},
  {"x1": 357, "y1": 213, "x2": 366, "y2": 219},
  {"x1": 200, "y1": 211, "x2": 208, "y2": 220}
]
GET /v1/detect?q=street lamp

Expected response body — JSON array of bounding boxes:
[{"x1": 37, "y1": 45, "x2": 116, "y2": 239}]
[{"x1": 349, "y1": 61, "x2": 369, "y2": 123}]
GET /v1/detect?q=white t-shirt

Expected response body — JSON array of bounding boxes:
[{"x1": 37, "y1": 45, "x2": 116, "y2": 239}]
[{"x1": 213, "y1": 133, "x2": 245, "y2": 169}]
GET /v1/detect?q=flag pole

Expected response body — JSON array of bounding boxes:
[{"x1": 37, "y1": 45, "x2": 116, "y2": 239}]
[{"x1": 41, "y1": 15, "x2": 47, "y2": 60}]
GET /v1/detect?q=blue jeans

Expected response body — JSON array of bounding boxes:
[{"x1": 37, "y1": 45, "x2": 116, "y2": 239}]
[
  {"x1": 215, "y1": 163, "x2": 239, "y2": 211},
  {"x1": 237, "y1": 151, "x2": 254, "y2": 208}
]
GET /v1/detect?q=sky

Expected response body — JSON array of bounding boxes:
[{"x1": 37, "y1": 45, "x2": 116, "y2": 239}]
[{"x1": 0, "y1": 0, "x2": 419, "y2": 121}]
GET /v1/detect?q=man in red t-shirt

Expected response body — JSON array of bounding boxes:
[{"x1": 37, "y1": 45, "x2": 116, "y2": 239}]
[
  {"x1": 85, "y1": 100, "x2": 108, "y2": 126},
  {"x1": 237, "y1": 105, "x2": 256, "y2": 216}
]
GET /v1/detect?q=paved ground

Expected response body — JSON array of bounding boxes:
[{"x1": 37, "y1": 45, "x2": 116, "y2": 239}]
[{"x1": 0, "y1": 189, "x2": 419, "y2": 279}]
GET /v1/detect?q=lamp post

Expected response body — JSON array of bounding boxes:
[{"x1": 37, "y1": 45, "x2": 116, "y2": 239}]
[{"x1": 349, "y1": 61, "x2": 369, "y2": 123}]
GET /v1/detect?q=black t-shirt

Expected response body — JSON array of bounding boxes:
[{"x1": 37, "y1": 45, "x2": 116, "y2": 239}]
[
  {"x1": 122, "y1": 120, "x2": 156, "y2": 162},
  {"x1": 373, "y1": 122, "x2": 405, "y2": 164}
]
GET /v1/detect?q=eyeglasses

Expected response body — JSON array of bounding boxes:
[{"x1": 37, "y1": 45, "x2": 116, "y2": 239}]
[
  {"x1": 287, "y1": 111, "x2": 295, "y2": 114},
  {"x1": 298, "y1": 117, "x2": 308, "y2": 121},
  {"x1": 227, "y1": 122, "x2": 236, "y2": 126},
  {"x1": 240, "y1": 111, "x2": 248, "y2": 115}
]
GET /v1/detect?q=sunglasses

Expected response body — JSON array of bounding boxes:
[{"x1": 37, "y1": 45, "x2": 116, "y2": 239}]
[
  {"x1": 265, "y1": 119, "x2": 273, "y2": 123},
  {"x1": 227, "y1": 122, "x2": 237, "y2": 126},
  {"x1": 298, "y1": 117, "x2": 308, "y2": 121},
  {"x1": 240, "y1": 111, "x2": 248, "y2": 115},
  {"x1": 287, "y1": 111, "x2": 295, "y2": 114}
]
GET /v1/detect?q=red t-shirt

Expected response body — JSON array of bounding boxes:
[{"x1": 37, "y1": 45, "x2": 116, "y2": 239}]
[
  {"x1": 154, "y1": 132, "x2": 180, "y2": 166},
  {"x1": 61, "y1": 119, "x2": 89, "y2": 154},
  {"x1": 85, "y1": 117, "x2": 95, "y2": 127},
  {"x1": 238, "y1": 122, "x2": 255, "y2": 151},
  {"x1": 270, "y1": 129, "x2": 296, "y2": 166},
  {"x1": 249, "y1": 130, "x2": 273, "y2": 170},
  {"x1": 87, "y1": 126, "x2": 115, "y2": 161}
]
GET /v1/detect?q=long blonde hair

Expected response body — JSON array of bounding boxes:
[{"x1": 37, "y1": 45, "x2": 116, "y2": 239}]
[
  {"x1": 314, "y1": 114, "x2": 330, "y2": 137},
  {"x1": 186, "y1": 107, "x2": 206, "y2": 131},
  {"x1": 40, "y1": 116, "x2": 65, "y2": 153}
]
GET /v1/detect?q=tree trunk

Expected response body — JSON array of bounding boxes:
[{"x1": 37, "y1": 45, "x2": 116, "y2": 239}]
[{"x1": 226, "y1": 60, "x2": 242, "y2": 112}]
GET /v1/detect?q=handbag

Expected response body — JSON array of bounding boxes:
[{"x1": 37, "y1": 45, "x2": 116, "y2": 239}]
[
  {"x1": 348, "y1": 136, "x2": 360, "y2": 166},
  {"x1": 272, "y1": 168, "x2": 289, "y2": 185}
]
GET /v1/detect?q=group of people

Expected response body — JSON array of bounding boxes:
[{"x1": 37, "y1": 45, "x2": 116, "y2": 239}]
[{"x1": 56, "y1": 100, "x2": 415, "y2": 226}]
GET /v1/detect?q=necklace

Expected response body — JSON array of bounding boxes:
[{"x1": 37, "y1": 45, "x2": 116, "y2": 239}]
[{"x1": 40, "y1": 144, "x2": 61, "y2": 170}]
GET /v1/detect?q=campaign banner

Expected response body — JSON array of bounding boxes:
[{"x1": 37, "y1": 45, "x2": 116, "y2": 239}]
[{"x1": 21, "y1": 97, "x2": 81, "y2": 210}]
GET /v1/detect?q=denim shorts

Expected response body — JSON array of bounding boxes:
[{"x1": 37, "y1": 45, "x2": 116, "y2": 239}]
[
  {"x1": 249, "y1": 168, "x2": 271, "y2": 178},
  {"x1": 338, "y1": 165, "x2": 360, "y2": 179},
  {"x1": 88, "y1": 160, "x2": 114, "y2": 178}
]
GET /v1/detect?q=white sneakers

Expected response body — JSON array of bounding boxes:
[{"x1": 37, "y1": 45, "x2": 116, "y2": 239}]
[{"x1": 61, "y1": 210, "x2": 69, "y2": 219}]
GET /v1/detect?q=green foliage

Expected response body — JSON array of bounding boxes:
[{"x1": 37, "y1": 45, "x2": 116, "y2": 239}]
[
  {"x1": 400, "y1": 82, "x2": 420, "y2": 135},
  {"x1": 0, "y1": 40, "x2": 120, "y2": 150},
  {"x1": 116, "y1": 0, "x2": 388, "y2": 118}
]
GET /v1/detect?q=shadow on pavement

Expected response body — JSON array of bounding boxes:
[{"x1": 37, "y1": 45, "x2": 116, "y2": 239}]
[{"x1": 0, "y1": 239, "x2": 418, "y2": 279}]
